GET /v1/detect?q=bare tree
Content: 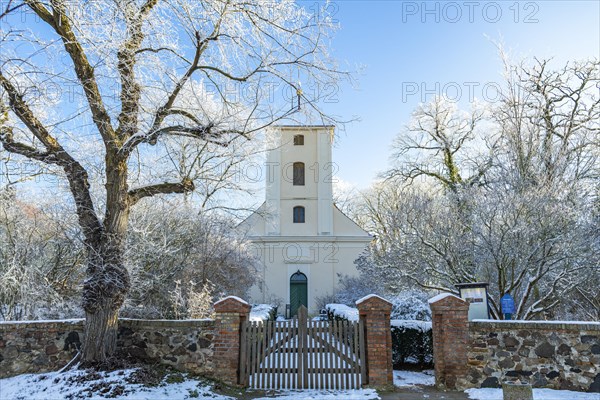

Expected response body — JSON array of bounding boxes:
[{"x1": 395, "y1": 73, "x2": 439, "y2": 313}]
[{"x1": 0, "y1": 0, "x2": 345, "y2": 362}]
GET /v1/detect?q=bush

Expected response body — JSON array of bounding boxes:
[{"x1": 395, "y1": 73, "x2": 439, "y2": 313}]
[
  {"x1": 325, "y1": 303, "x2": 359, "y2": 321},
  {"x1": 250, "y1": 304, "x2": 277, "y2": 321},
  {"x1": 325, "y1": 302, "x2": 433, "y2": 369},
  {"x1": 391, "y1": 320, "x2": 433, "y2": 368},
  {"x1": 389, "y1": 290, "x2": 432, "y2": 321}
]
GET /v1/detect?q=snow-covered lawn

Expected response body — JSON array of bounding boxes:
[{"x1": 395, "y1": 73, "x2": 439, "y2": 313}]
[
  {"x1": 393, "y1": 369, "x2": 435, "y2": 387},
  {"x1": 465, "y1": 387, "x2": 600, "y2": 400},
  {"x1": 0, "y1": 369, "x2": 380, "y2": 400},
  {"x1": 0, "y1": 368, "x2": 234, "y2": 400},
  {"x1": 252, "y1": 389, "x2": 379, "y2": 399}
]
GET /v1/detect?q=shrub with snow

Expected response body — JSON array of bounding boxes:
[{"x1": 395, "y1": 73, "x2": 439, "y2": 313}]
[
  {"x1": 325, "y1": 303, "x2": 359, "y2": 321},
  {"x1": 389, "y1": 290, "x2": 432, "y2": 321},
  {"x1": 325, "y1": 296, "x2": 433, "y2": 369},
  {"x1": 250, "y1": 304, "x2": 277, "y2": 321},
  {"x1": 391, "y1": 320, "x2": 433, "y2": 368}
]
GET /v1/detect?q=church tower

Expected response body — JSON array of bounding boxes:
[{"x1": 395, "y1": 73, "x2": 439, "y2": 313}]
[
  {"x1": 265, "y1": 125, "x2": 334, "y2": 237},
  {"x1": 240, "y1": 125, "x2": 371, "y2": 316}
]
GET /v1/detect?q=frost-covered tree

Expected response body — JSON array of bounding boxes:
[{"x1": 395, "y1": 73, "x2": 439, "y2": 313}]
[
  {"x1": 0, "y1": 0, "x2": 346, "y2": 361},
  {"x1": 362, "y1": 58, "x2": 598, "y2": 320},
  {"x1": 0, "y1": 186, "x2": 84, "y2": 320},
  {"x1": 122, "y1": 202, "x2": 258, "y2": 318}
]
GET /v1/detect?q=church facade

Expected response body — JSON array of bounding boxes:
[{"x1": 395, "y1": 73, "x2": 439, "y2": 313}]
[{"x1": 239, "y1": 125, "x2": 372, "y2": 316}]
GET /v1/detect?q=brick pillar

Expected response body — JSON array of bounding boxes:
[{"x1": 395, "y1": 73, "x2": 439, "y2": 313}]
[
  {"x1": 213, "y1": 296, "x2": 250, "y2": 385},
  {"x1": 356, "y1": 294, "x2": 393, "y2": 388},
  {"x1": 429, "y1": 294, "x2": 470, "y2": 390}
]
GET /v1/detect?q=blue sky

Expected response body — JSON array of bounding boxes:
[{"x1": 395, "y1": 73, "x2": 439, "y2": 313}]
[{"x1": 317, "y1": 0, "x2": 600, "y2": 189}]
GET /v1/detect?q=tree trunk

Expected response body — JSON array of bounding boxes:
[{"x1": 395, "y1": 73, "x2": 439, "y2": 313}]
[
  {"x1": 81, "y1": 258, "x2": 130, "y2": 362},
  {"x1": 79, "y1": 153, "x2": 131, "y2": 362}
]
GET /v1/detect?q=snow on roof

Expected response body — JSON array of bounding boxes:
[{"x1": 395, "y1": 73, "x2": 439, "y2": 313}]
[
  {"x1": 355, "y1": 294, "x2": 391, "y2": 306},
  {"x1": 214, "y1": 296, "x2": 248, "y2": 306},
  {"x1": 427, "y1": 293, "x2": 461, "y2": 304}
]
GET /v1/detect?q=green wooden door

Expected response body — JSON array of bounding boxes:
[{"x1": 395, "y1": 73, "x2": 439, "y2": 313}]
[{"x1": 290, "y1": 272, "x2": 308, "y2": 316}]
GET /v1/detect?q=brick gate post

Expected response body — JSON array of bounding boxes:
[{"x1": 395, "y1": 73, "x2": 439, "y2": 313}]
[
  {"x1": 428, "y1": 294, "x2": 470, "y2": 390},
  {"x1": 356, "y1": 294, "x2": 393, "y2": 388},
  {"x1": 213, "y1": 296, "x2": 251, "y2": 385}
]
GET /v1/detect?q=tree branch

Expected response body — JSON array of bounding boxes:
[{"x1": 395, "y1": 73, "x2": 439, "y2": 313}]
[
  {"x1": 115, "y1": 0, "x2": 159, "y2": 141},
  {"x1": 0, "y1": 71, "x2": 103, "y2": 248},
  {"x1": 128, "y1": 179, "x2": 195, "y2": 206},
  {"x1": 24, "y1": 0, "x2": 117, "y2": 149}
]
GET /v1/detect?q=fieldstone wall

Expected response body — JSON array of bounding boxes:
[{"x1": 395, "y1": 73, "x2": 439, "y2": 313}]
[
  {"x1": 0, "y1": 319, "x2": 84, "y2": 378},
  {"x1": 467, "y1": 321, "x2": 600, "y2": 392},
  {"x1": 0, "y1": 318, "x2": 216, "y2": 379},
  {"x1": 117, "y1": 319, "x2": 215, "y2": 376}
]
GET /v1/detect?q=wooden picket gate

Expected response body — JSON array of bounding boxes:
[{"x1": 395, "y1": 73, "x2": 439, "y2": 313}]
[{"x1": 239, "y1": 305, "x2": 366, "y2": 389}]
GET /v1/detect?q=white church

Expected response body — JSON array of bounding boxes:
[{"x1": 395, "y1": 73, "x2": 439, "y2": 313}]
[{"x1": 239, "y1": 125, "x2": 372, "y2": 316}]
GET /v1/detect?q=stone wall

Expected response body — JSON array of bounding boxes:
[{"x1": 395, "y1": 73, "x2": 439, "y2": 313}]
[
  {"x1": 0, "y1": 319, "x2": 84, "y2": 378},
  {"x1": 467, "y1": 320, "x2": 600, "y2": 392},
  {"x1": 0, "y1": 318, "x2": 215, "y2": 379},
  {"x1": 117, "y1": 319, "x2": 215, "y2": 376},
  {"x1": 429, "y1": 294, "x2": 600, "y2": 392}
]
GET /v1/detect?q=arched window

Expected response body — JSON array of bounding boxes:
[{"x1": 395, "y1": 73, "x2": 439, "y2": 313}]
[
  {"x1": 293, "y1": 206, "x2": 305, "y2": 223},
  {"x1": 293, "y1": 134, "x2": 304, "y2": 145},
  {"x1": 293, "y1": 162, "x2": 305, "y2": 186}
]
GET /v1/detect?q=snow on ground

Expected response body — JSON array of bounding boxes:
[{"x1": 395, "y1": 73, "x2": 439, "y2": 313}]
[
  {"x1": 465, "y1": 387, "x2": 600, "y2": 400},
  {"x1": 0, "y1": 368, "x2": 234, "y2": 400},
  {"x1": 0, "y1": 369, "x2": 380, "y2": 400},
  {"x1": 252, "y1": 389, "x2": 380, "y2": 399},
  {"x1": 393, "y1": 370, "x2": 435, "y2": 387}
]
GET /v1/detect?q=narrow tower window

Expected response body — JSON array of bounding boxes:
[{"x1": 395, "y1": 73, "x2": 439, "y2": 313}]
[
  {"x1": 293, "y1": 206, "x2": 305, "y2": 223},
  {"x1": 293, "y1": 135, "x2": 304, "y2": 145},
  {"x1": 293, "y1": 162, "x2": 305, "y2": 186}
]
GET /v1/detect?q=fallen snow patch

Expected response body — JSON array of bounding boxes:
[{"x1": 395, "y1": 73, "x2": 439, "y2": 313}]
[
  {"x1": 466, "y1": 387, "x2": 600, "y2": 400},
  {"x1": 253, "y1": 389, "x2": 380, "y2": 399},
  {"x1": 393, "y1": 370, "x2": 435, "y2": 387},
  {"x1": 0, "y1": 368, "x2": 234, "y2": 400}
]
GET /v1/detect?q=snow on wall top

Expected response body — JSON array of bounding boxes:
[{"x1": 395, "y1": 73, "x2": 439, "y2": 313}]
[
  {"x1": 0, "y1": 318, "x2": 84, "y2": 325},
  {"x1": 427, "y1": 293, "x2": 461, "y2": 304},
  {"x1": 472, "y1": 319, "x2": 600, "y2": 326},
  {"x1": 214, "y1": 296, "x2": 248, "y2": 306},
  {"x1": 355, "y1": 294, "x2": 391, "y2": 306},
  {"x1": 391, "y1": 319, "x2": 432, "y2": 332}
]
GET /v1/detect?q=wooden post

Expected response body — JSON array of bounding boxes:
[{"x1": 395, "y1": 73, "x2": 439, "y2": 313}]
[
  {"x1": 356, "y1": 294, "x2": 393, "y2": 388},
  {"x1": 213, "y1": 296, "x2": 251, "y2": 386}
]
